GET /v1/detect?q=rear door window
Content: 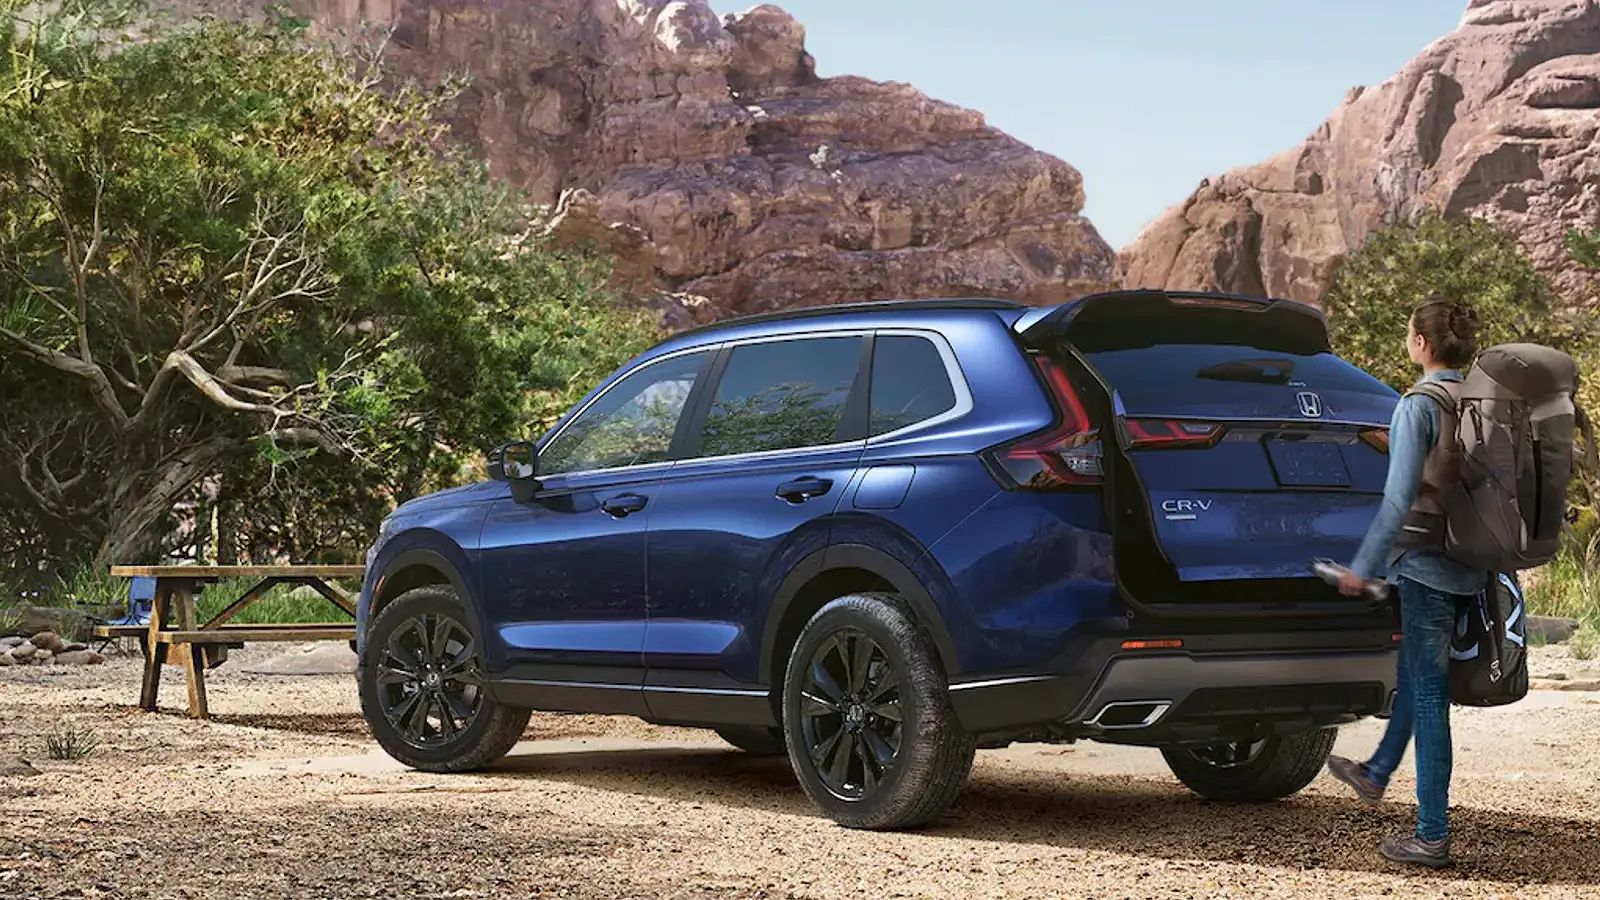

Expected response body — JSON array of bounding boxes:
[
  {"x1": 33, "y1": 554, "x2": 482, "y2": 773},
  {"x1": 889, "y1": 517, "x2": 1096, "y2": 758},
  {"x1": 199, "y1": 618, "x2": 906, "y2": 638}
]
[
  {"x1": 698, "y1": 336, "x2": 864, "y2": 457},
  {"x1": 869, "y1": 334, "x2": 957, "y2": 435}
]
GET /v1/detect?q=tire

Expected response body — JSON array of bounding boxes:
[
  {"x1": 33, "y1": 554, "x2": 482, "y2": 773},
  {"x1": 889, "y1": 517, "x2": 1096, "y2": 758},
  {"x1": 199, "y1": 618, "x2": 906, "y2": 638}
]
[
  {"x1": 358, "y1": 585, "x2": 530, "y2": 772},
  {"x1": 782, "y1": 592, "x2": 975, "y2": 830},
  {"x1": 1161, "y1": 728, "x2": 1337, "y2": 802},
  {"x1": 716, "y1": 726, "x2": 787, "y2": 756}
]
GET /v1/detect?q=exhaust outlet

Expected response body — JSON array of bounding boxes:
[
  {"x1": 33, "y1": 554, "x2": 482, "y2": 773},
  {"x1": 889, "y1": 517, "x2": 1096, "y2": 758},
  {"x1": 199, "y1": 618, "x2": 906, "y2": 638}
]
[{"x1": 1086, "y1": 700, "x2": 1171, "y2": 729}]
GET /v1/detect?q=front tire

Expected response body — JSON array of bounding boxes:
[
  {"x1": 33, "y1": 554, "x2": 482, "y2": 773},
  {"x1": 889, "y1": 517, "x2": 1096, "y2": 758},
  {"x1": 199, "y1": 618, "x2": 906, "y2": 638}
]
[
  {"x1": 782, "y1": 593, "x2": 975, "y2": 830},
  {"x1": 358, "y1": 585, "x2": 530, "y2": 772},
  {"x1": 1161, "y1": 728, "x2": 1337, "y2": 801}
]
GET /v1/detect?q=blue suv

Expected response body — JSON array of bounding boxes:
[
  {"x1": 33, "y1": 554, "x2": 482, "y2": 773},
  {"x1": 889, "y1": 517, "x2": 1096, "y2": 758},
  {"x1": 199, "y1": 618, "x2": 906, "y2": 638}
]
[{"x1": 357, "y1": 291, "x2": 1402, "y2": 829}]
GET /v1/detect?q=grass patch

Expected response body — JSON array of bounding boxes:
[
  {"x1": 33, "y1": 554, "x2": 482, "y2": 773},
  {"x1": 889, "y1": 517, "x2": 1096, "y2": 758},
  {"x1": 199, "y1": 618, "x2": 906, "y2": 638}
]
[
  {"x1": 194, "y1": 576, "x2": 360, "y2": 625},
  {"x1": 45, "y1": 726, "x2": 100, "y2": 761},
  {"x1": 1527, "y1": 529, "x2": 1599, "y2": 638},
  {"x1": 1572, "y1": 627, "x2": 1600, "y2": 662}
]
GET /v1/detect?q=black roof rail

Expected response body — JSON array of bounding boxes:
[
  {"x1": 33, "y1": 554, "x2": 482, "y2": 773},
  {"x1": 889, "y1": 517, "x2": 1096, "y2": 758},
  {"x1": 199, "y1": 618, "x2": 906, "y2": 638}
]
[{"x1": 675, "y1": 297, "x2": 1025, "y2": 339}]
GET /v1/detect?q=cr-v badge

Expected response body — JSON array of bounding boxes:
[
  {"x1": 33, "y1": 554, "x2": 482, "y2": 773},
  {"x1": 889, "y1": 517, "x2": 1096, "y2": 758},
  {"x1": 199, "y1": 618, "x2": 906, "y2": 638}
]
[
  {"x1": 1161, "y1": 498, "x2": 1212, "y2": 521},
  {"x1": 1296, "y1": 391, "x2": 1323, "y2": 418}
]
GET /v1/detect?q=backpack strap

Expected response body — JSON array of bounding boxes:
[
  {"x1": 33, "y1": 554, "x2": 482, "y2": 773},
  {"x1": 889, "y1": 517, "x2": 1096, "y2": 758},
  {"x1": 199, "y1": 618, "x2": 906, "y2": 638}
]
[{"x1": 1404, "y1": 380, "x2": 1458, "y2": 414}]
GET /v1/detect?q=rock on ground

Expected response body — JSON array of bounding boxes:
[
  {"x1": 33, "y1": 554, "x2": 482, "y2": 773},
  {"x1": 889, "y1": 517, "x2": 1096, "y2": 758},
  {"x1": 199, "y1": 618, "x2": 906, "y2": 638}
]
[
  {"x1": 1120, "y1": 0, "x2": 1600, "y2": 308},
  {"x1": 239, "y1": 642, "x2": 357, "y2": 676},
  {"x1": 207, "y1": 0, "x2": 1114, "y2": 322}
]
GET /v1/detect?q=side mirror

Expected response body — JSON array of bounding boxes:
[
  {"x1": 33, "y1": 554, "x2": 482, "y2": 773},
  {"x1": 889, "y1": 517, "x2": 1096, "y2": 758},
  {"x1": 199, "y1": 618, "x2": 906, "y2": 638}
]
[{"x1": 487, "y1": 440, "x2": 538, "y2": 482}]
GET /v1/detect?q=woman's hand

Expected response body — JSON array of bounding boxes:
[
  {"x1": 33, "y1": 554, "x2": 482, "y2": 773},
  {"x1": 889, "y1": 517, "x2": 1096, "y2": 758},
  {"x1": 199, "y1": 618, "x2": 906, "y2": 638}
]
[{"x1": 1337, "y1": 570, "x2": 1371, "y2": 597}]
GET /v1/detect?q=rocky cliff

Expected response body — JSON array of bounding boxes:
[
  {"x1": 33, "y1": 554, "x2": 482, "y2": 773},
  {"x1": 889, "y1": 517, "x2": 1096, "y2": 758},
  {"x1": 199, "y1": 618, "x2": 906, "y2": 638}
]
[
  {"x1": 285, "y1": 0, "x2": 1114, "y2": 323},
  {"x1": 1120, "y1": 0, "x2": 1600, "y2": 306}
]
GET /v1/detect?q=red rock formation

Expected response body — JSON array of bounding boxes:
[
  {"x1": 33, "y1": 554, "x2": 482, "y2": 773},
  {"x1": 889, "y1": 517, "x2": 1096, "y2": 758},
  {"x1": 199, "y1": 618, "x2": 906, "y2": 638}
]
[
  {"x1": 1120, "y1": 0, "x2": 1600, "y2": 307},
  {"x1": 291, "y1": 0, "x2": 1114, "y2": 321}
]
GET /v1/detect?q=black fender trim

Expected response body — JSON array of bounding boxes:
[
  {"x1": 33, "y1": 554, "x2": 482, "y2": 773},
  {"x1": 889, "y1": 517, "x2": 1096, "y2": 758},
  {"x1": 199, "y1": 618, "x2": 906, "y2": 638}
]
[
  {"x1": 374, "y1": 547, "x2": 472, "y2": 609},
  {"x1": 367, "y1": 548, "x2": 479, "y2": 654},
  {"x1": 759, "y1": 543, "x2": 961, "y2": 682}
]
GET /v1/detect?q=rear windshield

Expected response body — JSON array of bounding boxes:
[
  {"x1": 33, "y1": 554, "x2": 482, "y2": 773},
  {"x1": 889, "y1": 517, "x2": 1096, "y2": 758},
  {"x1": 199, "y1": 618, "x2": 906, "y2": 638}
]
[{"x1": 1084, "y1": 344, "x2": 1391, "y2": 404}]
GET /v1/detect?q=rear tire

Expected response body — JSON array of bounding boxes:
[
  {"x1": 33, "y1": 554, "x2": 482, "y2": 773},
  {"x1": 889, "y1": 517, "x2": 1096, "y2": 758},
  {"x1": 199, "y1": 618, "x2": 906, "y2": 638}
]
[
  {"x1": 716, "y1": 726, "x2": 787, "y2": 756},
  {"x1": 359, "y1": 585, "x2": 530, "y2": 772},
  {"x1": 1161, "y1": 728, "x2": 1337, "y2": 801},
  {"x1": 782, "y1": 593, "x2": 975, "y2": 830}
]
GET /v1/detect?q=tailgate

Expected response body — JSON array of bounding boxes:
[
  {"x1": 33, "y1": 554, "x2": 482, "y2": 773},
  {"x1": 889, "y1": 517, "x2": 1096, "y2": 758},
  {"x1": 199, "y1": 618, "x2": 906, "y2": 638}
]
[{"x1": 1025, "y1": 291, "x2": 1400, "y2": 587}]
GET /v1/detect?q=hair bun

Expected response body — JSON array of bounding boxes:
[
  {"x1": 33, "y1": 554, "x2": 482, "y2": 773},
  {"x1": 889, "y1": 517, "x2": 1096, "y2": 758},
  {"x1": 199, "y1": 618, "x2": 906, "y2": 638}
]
[{"x1": 1448, "y1": 305, "x2": 1479, "y2": 339}]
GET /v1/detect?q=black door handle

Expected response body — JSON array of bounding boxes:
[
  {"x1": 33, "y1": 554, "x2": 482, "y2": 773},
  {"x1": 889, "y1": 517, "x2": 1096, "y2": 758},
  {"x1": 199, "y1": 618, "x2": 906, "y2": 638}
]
[
  {"x1": 601, "y1": 493, "x2": 648, "y2": 518},
  {"x1": 775, "y1": 476, "x2": 833, "y2": 504}
]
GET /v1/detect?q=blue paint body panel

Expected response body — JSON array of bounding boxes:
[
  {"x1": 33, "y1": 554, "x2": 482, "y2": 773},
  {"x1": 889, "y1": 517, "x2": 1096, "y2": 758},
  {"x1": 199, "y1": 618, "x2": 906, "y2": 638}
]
[{"x1": 356, "y1": 294, "x2": 1404, "y2": 732}]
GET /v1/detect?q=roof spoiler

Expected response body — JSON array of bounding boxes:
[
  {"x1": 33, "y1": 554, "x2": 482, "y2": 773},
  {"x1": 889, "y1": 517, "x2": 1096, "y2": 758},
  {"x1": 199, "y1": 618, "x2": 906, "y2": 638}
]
[{"x1": 1015, "y1": 290, "x2": 1331, "y2": 356}]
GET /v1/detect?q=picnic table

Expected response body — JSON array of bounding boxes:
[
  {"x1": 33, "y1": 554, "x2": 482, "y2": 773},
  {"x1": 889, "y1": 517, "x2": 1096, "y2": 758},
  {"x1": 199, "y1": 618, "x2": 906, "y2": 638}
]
[{"x1": 92, "y1": 565, "x2": 364, "y2": 719}]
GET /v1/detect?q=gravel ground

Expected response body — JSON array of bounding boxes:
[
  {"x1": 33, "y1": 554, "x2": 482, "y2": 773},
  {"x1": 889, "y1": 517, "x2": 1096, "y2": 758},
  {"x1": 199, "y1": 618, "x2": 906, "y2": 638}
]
[{"x1": 2, "y1": 644, "x2": 1598, "y2": 899}]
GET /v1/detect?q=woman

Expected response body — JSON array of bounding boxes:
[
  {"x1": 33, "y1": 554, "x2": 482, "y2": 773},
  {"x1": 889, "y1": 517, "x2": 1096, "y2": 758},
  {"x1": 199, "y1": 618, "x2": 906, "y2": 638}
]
[{"x1": 1325, "y1": 295, "x2": 1487, "y2": 869}]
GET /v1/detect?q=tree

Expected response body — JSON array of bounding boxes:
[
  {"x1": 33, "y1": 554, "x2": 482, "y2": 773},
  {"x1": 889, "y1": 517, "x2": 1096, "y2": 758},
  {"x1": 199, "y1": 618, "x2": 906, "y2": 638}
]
[
  {"x1": 1323, "y1": 213, "x2": 1555, "y2": 390},
  {"x1": 0, "y1": 2, "x2": 655, "y2": 570},
  {"x1": 1326, "y1": 212, "x2": 1596, "y2": 518}
]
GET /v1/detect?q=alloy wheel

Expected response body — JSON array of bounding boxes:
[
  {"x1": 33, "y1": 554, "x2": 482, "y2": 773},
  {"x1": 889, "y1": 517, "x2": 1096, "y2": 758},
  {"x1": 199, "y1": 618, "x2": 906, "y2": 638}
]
[
  {"x1": 374, "y1": 613, "x2": 485, "y2": 748},
  {"x1": 798, "y1": 628, "x2": 904, "y2": 800}
]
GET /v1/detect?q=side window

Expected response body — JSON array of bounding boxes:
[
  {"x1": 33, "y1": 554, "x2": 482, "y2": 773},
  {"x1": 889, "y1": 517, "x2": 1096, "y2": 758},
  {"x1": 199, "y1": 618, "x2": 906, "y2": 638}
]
[
  {"x1": 870, "y1": 334, "x2": 958, "y2": 436},
  {"x1": 539, "y1": 351, "x2": 709, "y2": 476},
  {"x1": 699, "y1": 337, "x2": 863, "y2": 457}
]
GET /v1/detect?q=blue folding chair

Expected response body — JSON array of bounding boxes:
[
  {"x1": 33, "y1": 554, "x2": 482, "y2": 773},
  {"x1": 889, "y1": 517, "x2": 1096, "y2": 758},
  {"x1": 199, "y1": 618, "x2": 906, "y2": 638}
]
[{"x1": 91, "y1": 577, "x2": 157, "y2": 654}]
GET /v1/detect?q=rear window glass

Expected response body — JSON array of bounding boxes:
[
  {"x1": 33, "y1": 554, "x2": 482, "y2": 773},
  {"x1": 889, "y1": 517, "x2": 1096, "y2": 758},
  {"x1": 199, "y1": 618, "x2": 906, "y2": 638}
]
[
  {"x1": 699, "y1": 336, "x2": 863, "y2": 456},
  {"x1": 870, "y1": 335, "x2": 957, "y2": 435},
  {"x1": 1083, "y1": 344, "x2": 1390, "y2": 404}
]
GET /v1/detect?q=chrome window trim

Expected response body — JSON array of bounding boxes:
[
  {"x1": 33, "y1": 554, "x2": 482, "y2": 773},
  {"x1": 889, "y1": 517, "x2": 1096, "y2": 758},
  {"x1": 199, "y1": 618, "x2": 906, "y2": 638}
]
[
  {"x1": 536, "y1": 344, "x2": 721, "y2": 479},
  {"x1": 534, "y1": 325, "x2": 973, "y2": 481}
]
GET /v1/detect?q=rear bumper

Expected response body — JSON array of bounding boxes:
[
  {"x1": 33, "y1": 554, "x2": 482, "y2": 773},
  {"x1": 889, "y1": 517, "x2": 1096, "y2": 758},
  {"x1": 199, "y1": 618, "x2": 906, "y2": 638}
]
[{"x1": 950, "y1": 640, "x2": 1397, "y2": 743}]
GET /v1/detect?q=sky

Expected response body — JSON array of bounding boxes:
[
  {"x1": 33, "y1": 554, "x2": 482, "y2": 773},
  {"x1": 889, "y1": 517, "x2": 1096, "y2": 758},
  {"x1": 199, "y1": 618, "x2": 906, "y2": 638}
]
[{"x1": 710, "y1": 0, "x2": 1466, "y2": 249}]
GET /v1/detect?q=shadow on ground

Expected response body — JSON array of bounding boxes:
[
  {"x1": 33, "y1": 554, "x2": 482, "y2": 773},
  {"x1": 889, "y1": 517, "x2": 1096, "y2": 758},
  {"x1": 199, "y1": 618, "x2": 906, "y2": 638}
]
[{"x1": 486, "y1": 745, "x2": 1600, "y2": 887}]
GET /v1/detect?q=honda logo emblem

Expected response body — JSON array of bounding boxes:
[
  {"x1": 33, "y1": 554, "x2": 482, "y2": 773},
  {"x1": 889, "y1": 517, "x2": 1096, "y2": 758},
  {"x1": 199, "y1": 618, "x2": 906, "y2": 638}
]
[{"x1": 1296, "y1": 391, "x2": 1323, "y2": 418}]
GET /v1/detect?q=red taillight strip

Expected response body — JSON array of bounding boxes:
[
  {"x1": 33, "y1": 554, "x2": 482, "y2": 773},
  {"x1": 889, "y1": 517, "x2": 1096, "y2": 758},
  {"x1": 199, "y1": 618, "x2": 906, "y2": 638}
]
[{"x1": 1126, "y1": 418, "x2": 1224, "y2": 450}]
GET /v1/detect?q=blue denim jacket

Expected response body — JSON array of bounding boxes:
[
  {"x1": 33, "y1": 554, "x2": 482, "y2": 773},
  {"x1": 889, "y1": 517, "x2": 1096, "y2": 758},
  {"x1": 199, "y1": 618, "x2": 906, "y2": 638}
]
[{"x1": 1349, "y1": 369, "x2": 1487, "y2": 596}]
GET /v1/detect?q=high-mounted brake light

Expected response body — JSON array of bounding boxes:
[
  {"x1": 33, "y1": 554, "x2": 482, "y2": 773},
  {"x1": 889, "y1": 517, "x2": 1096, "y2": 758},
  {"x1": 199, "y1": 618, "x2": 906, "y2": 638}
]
[
  {"x1": 1126, "y1": 418, "x2": 1224, "y2": 450},
  {"x1": 1360, "y1": 429, "x2": 1391, "y2": 455},
  {"x1": 982, "y1": 355, "x2": 1102, "y2": 490}
]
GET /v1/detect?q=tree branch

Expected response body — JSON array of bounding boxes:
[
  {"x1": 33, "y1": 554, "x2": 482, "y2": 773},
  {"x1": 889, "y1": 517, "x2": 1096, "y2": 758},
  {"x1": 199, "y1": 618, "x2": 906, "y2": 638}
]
[{"x1": 0, "y1": 326, "x2": 130, "y2": 429}]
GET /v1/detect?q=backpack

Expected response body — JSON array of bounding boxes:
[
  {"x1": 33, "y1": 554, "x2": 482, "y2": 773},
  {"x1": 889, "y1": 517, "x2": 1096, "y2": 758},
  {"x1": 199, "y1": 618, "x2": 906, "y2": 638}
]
[
  {"x1": 1407, "y1": 343, "x2": 1583, "y2": 572},
  {"x1": 1450, "y1": 572, "x2": 1528, "y2": 707}
]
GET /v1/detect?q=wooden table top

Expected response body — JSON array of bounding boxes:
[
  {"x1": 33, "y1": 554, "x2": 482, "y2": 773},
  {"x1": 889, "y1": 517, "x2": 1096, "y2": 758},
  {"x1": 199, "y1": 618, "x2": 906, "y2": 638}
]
[{"x1": 109, "y1": 565, "x2": 365, "y2": 578}]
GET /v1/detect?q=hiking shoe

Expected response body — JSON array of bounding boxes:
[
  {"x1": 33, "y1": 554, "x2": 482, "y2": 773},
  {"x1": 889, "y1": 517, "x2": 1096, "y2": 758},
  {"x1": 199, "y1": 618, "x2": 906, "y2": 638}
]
[
  {"x1": 1380, "y1": 834, "x2": 1451, "y2": 869},
  {"x1": 1327, "y1": 755, "x2": 1385, "y2": 804}
]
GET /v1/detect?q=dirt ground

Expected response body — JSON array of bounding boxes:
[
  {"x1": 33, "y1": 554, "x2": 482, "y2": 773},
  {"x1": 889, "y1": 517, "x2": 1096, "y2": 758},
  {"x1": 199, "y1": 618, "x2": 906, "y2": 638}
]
[{"x1": 2, "y1": 645, "x2": 1598, "y2": 899}]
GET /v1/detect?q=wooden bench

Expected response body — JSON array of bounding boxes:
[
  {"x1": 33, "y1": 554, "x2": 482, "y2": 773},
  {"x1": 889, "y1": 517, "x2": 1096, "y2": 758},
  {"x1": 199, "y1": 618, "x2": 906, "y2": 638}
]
[{"x1": 96, "y1": 565, "x2": 364, "y2": 718}]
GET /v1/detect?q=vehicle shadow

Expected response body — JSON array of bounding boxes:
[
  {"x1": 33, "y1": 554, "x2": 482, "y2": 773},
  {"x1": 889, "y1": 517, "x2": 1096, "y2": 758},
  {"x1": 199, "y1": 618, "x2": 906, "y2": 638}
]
[{"x1": 487, "y1": 745, "x2": 1600, "y2": 887}]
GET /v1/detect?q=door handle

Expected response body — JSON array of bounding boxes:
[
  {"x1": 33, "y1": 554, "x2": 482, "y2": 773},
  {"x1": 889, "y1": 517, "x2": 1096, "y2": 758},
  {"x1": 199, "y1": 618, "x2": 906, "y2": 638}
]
[
  {"x1": 775, "y1": 476, "x2": 833, "y2": 504},
  {"x1": 601, "y1": 493, "x2": 648, "y2": 518}
]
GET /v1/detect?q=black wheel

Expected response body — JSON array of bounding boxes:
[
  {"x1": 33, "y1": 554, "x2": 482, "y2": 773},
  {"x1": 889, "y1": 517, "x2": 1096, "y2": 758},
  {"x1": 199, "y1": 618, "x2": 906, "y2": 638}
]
[
  {"x1": 358, "y1": 585, "x2": 530, "y2": 772},
  {"x1": 716, "y1": 726, "x2": 787, "y2": 756},
  {"x1": 783, "y1": 593, "x2": 975, "y2": 830},
  {"x1": 1161, "y1": 728, "x2": 1337, "y2": 801}
]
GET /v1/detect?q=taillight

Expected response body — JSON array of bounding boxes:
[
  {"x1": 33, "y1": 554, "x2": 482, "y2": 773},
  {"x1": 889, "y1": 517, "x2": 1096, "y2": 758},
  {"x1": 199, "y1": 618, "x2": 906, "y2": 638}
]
[
  {"x1": 1360, "y1": 429, "x2": 1390, "y2": 454},
  {"x1": 1125, "y1": 418, "x2": 1224, "y2": 450},
  {"x1": 983, "y1": 355, "x2": 1102, "y2": 490}
]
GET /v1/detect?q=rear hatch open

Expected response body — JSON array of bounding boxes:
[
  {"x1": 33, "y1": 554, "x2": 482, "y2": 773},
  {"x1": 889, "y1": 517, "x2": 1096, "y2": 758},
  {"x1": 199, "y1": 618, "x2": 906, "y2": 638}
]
[{"x1": 1020, "y1": 291, "x2": 1399, "y2": 615}]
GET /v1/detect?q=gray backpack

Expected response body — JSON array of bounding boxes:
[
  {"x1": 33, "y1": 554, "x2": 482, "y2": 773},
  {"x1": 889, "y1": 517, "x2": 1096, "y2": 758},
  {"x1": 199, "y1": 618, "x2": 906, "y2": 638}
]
[{"x1": 1407, "y1": 344, "x2": 1585, "y2": 571}]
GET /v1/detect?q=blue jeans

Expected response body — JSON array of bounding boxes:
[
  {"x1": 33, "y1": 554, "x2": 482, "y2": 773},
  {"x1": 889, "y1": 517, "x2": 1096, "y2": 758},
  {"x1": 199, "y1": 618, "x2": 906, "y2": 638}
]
[{"x1": 1366, "y1": 577, "x2": 1466, "y2": 841}]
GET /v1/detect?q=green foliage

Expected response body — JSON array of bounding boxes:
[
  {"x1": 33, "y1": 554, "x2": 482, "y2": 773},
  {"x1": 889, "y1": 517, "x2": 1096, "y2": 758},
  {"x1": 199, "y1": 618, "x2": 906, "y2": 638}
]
[
  {"x1": 1325, "y1": 213, "x2": 1555, "y2": 391},
  {"x1": 195, "y1": 575, "x2": 361, "y2": 624},
  {"x1": 1571, "y1": 625, "x2": 1600, "y2": 661},
  {"x1": 45, "y1": 726, "x2": 100, "y2": 761},
  {"x1": 1526, "y1": 525, "x2": 1600, "y2": 633},
  {"x1": 0, "y1": 1, "x2": 656, "y2": 569}
]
